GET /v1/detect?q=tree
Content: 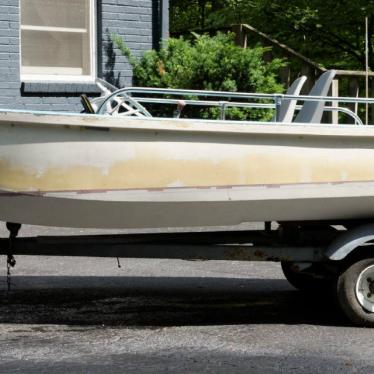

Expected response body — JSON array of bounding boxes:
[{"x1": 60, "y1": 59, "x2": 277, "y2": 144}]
[
  {"x1": 169, "y1": 0, "x2": 374, "y2": 71},
  {"x1": 248, "y1": 0, "x2": 374, "y2": 71},
  {"x1": 170, "y1": 0, "x2": 210, "y2": 32}
]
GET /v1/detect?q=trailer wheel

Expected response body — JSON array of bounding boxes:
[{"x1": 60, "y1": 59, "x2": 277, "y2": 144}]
[
  {"x1": 335, "y1": 257, "x2": 374, "y2": 326},
  {"x1": 281, "y1": 262, "x2": 331, "y2": 292}
]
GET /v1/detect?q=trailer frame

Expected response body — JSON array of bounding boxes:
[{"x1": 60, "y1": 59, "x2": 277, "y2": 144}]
[{"x1": 2, "y1": 221, "x2": 374, "y2": 326}]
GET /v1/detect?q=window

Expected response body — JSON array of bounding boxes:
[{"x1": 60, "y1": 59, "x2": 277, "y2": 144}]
[{"x1": 20, "y1": 0, "x2": 96, "y2": 82}]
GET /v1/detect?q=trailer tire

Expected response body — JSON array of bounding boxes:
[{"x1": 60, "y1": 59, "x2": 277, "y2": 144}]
[
  {"x1": 335, "y1": 257, "x2": 374, "y2": 327},
  {"x1": 281, "y1": 262, "x2": 332, "y2": 292}
]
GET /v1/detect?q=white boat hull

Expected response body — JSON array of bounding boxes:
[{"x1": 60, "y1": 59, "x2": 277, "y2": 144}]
[
  {"x1": 1, "y1": 110, "x2": 374, "y2": 228},
  {"x1": 0, "y1": 182, "x2": 374, "y2": 228}
]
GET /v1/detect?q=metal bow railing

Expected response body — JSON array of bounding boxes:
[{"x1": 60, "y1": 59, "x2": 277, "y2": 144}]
[{"x1": 96, "y1": 87, "x2": 374, "y2": 125}]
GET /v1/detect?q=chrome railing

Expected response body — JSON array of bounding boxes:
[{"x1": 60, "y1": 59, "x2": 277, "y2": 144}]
[{"x1": 96, "y1": 87, "x2": 374, "y2": 125}]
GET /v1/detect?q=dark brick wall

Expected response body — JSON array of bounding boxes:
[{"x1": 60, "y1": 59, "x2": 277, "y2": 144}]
[
  {"x1": 0, "y1": 0, "x2": 160, "y2": 112},
  {"x1": 100, "y1": 0, "x2": 159, "y2": 88}
]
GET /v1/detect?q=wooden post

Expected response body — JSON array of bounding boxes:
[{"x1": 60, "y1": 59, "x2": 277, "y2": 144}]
[
  {"x1": 331, "y1": 79, "x2": 339, "y2": 124},
  {"x1": 233, "y1": 24, "x2": 247, "y2": 48},
  {"x1": 279, "y1": 64, "x2": 291, "y2": 88},
  {"x1": 371, "y1": 78, "x2": 374, "y2": 125},
  {"x1": 348, "y1": 77, "x2": 360, "y2": 124},
  {"x1": 263, "y1": 50, "x2": 273, "y2": 63},
  {"x1": 365, "y1": 17, "x2": 369, "y2": 125},
  {"x1": 300, "y1": 64, "x2": 313, "y2": 93}
]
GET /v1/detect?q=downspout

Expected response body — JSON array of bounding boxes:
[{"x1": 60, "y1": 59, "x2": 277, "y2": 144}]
[{"x1": 160, "y1": 0, "x2": 169, "y2": 45}]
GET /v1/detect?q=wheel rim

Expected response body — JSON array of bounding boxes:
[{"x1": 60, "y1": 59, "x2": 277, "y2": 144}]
[{"x1": 355, "y1": 265, "x2": 374, "y2": 313}]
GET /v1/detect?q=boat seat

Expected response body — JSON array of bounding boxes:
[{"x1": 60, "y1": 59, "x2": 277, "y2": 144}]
[
  {"x1": 294, "y1": 70, "x2": 336, "y2": 124},
  {"x1": 274, "y1": 75, "x2": 307, "y2": 122}
]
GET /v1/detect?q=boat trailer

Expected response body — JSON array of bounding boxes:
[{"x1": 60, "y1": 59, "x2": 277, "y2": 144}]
[{"x1": 2, "y1": 222, "x2": 374, "y2": 327}]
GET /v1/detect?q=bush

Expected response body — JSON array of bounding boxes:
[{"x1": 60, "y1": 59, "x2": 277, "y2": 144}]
[{"x1": 112, "y1": 33, "x2": 285, "y2": 120}]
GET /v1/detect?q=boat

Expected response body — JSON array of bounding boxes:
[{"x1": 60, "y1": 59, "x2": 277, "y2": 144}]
[{"x1": 0, "y1": 70, "x2": 374, "y2": 229}]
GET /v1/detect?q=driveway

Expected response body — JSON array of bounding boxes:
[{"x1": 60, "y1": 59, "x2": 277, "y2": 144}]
[{"x1": 0, "y1": 223, "x2": 373, "y2": 373}]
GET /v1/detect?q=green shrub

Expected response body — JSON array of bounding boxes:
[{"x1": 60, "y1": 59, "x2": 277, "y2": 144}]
[{"x1": 112, "y1": 33, "x2": 285, "y2": 121}]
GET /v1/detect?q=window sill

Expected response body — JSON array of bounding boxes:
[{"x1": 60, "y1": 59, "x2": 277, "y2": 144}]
[{"x1": 21, "y1": 82, "x2": 102, "y2": 95}]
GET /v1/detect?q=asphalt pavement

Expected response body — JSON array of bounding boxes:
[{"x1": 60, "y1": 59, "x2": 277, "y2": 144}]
[{"x1": 0, "y1": 223, "x2": 373, "y2": 373}]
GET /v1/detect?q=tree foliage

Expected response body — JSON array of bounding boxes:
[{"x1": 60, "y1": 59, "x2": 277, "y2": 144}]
[
  {"x1": 112, "y1": 33, "x2": 285, "y2": 120},
  {"x1": 170, "y1": 0, "x2": 374, "y2": 71}
]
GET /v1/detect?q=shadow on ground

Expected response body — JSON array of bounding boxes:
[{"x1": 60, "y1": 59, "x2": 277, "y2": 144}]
[{"x1": 0, "y1": 276, "x2": 344, "y2": 327}]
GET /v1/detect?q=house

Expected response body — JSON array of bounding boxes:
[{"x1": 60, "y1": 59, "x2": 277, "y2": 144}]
[{"x1": 0, "y1": 0, "x2": 169, "y2": 112}]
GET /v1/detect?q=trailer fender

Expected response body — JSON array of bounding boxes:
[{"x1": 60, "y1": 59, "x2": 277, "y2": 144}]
[{"x1": 326, "y1": 223, "x2": 374, "y2": 261}]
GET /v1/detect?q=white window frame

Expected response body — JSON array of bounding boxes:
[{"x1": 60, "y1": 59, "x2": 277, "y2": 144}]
[{"x1": 20, "y1": 0, "x2": 97, "y2": 83}]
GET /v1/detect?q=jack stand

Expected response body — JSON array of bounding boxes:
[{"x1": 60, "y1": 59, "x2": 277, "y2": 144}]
[{"x1": 5, "y1": 222, "x2": 21, "y2": 293}]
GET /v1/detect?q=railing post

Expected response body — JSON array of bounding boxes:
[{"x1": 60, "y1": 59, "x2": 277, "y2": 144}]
[
  {"x1": 274, "y1": 95, "x2": 282, "y2": 122},
  {"x1": 220, "y1": 101, "x2": 227, "y2": 120}
]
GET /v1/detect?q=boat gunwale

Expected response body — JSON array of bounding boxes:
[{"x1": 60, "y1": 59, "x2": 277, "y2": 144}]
[{"x1": 1, "y1": 108, "x2": 374, "y2": 139}]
